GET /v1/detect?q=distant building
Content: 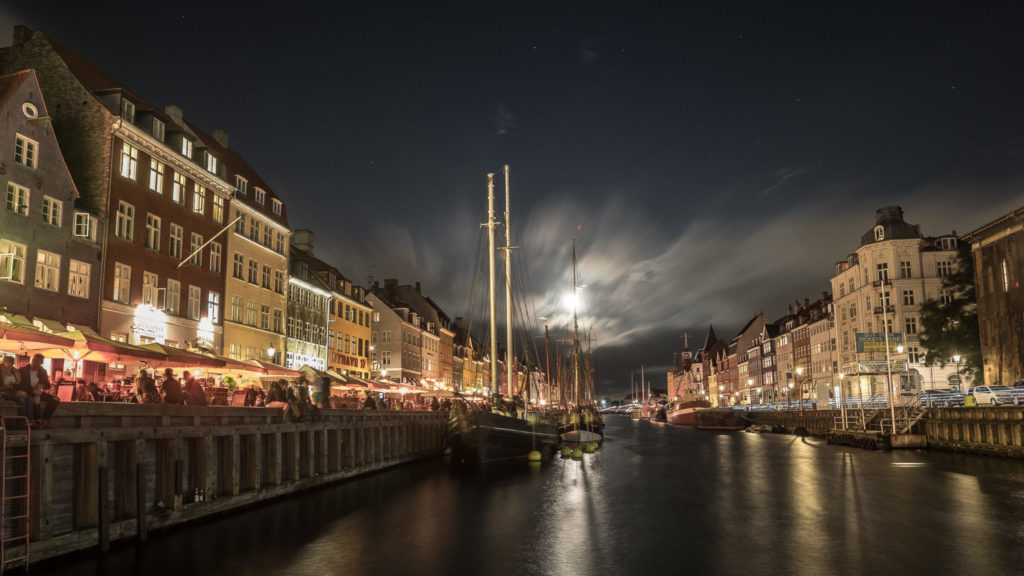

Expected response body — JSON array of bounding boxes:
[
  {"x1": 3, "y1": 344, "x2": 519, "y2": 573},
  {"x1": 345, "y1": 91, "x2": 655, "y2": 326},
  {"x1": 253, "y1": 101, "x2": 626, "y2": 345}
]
[
  {"x1": 964, "y1": 206, "x2": 1024, "y2": 386},
  {"x1": 286, "y1": 239, "x2": 331, "y2": 371},
  {"x1": 0, "y1": 69, "x2": 102, "y2": 330},
  {"x1": 831, "y1": 206, "x2": 962, "y2": 395}
]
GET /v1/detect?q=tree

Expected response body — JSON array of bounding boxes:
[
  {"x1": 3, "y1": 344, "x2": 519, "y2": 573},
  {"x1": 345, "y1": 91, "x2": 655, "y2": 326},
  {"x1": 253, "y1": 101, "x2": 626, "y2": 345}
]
[{"x1": 919, "y1": 242, "x2": 981, "y2": 377}]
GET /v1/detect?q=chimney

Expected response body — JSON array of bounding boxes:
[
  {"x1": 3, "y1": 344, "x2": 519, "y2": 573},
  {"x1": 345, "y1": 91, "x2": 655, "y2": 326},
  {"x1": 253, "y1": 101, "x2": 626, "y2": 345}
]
[
  {"x1": 804, "y1": 298, "x2": 810, "y2": 308},
  {"x1": 292, "y1": 229, "x2": 315, "y2": 253},
  {"x1": 822, "y1": 291, "x2": 829, "y2": 301},
  {"x1": 384, "y1": 279, "x2": 398, "y2": 291},
  {"x1": 212, "y1": 130, "x2": 229, "y2": 148},
  {"x1": 787, "y1": 304, "x2": 793, "y2": 315},
  {"x1": 165, "y1": 105, "x2": 183, "y2": 125},
  {"x1": 13, "y1": 25, "x2": 33, "y2": 46},
  {"x1": 455, "y1": 316, "x2": 464, "y2": 328},
  {"x1": 415, "y1": 281, "x2": 421, "y2": 294}
]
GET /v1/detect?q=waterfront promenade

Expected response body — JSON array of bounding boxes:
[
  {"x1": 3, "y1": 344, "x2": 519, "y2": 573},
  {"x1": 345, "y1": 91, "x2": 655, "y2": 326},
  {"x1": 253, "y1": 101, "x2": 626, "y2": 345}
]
[{"x1": 0, "y1": 402, "x2": 447, "y2": 568}]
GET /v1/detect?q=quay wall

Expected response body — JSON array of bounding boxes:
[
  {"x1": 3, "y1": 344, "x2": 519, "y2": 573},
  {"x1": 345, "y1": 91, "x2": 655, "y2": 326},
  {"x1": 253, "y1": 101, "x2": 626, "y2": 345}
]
[{"x1": 2, "y1": 403, "x2": 447, "y2": 566}]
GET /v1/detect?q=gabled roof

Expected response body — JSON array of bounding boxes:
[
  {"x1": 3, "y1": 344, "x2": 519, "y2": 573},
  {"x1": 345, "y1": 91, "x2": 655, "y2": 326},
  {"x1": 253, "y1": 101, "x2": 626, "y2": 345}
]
[
  {"x1": 0, "y1": 69, "x2": 30, "y2": 108},
  {"x1": 701, "y1": 324, "x2": 719, "y2": 352}
]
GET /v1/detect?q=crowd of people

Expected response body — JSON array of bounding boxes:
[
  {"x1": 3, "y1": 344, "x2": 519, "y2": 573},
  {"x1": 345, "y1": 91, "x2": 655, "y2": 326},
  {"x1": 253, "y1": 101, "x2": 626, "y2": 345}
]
[{"x1": 0, "y1": 354, "x2": 449, "y2": 427}]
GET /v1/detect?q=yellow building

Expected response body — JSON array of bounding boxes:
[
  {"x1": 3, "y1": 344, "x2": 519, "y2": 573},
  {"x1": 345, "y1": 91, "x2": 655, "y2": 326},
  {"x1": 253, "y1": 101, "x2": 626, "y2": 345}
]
[
  {"x1": 213, "y1": 135, "x2": 290, "y2": 364},
  {"x1": 329, "y1": 281, "x2": 373, "y2": 379}
]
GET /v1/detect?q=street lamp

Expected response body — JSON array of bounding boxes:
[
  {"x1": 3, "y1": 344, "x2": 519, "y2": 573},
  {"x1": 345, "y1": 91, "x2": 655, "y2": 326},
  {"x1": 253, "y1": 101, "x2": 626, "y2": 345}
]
[
  {"x1": 953, "y1": 354, "x2": 962, "y2": 390},
  {"x1": 796, "y1": 367, "x2": 805, "y2": 415},
  {"x1": 788, "y1": 381, "x2": 794, "y2": 408},
  {"x1": 267, "y1": 344, "x2": 276, "y2": 363},
  {"x1": 747, "y1": 378, "x2": 754, "y2": 405}
]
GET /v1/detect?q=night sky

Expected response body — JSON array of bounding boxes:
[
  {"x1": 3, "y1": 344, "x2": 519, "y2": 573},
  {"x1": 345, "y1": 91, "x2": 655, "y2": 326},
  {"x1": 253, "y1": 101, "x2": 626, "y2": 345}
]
[{"x1": 5, "y1": 2, "x2": 1024, "y2": 397}]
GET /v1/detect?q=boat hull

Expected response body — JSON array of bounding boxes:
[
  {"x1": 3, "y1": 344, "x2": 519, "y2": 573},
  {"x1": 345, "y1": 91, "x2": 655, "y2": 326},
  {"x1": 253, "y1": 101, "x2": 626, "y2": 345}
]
[
  {"x1": 666, "y1": 400, "x2": 712, "y2": 427},
  {"x1": 449, "y1": 408, "x2": 560, "y2": 462}
]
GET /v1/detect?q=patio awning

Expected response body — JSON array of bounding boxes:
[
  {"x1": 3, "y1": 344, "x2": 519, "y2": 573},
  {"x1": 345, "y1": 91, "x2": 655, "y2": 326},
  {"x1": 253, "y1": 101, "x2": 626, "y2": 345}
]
[
  {"x1": 0, "y1": 322, "x2": 76, "y2": 352},
  {"x1": 141, "y1": 343, "x2": 227, "y2": 368},
  {"x1": 200, "y1": 352, "x2": 266, "y2": 375},
  {"x1": 49, "y1": 328, "x2": 167, "y2": 364},
  {"x1": 249, "y1": 359, "x2": 302, "y2": 377}
]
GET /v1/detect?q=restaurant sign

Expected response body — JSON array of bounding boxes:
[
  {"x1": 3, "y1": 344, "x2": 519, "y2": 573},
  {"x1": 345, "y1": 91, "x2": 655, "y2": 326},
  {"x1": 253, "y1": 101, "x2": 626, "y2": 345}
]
[{"x1": 855, "y1": 332, "x2": 904, "y2": 353}]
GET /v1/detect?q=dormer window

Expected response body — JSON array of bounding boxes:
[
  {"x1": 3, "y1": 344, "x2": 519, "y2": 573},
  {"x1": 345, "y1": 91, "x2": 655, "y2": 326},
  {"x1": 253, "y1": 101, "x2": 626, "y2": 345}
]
[
  {"x1": 874, "y1": 226, "x2": 885, "y2": 241},
  {"x1": 152, "y1": 118, "x2": 165, "y2": 142},
  {"x1": 204, "y1": 151, "x2": 218, "y2": 174},
  {"x1": 120, "y1": 99, "x2": 135, "y2": 123},
  {"x1": 235, "y1": 176, "x2": 247, "y2": 196},
  {"x1": 254, "y1": 187, "x2": 266, "y2": 205},
  {"x1": 272, "y1": 198, "x2": 282, "y2": 215},
  {"x1": 940, "y1": 237, "x2": 957, "y2": 251},
  {"x1": 181, "y1": 137, "x2": 193, "y2": 159}
]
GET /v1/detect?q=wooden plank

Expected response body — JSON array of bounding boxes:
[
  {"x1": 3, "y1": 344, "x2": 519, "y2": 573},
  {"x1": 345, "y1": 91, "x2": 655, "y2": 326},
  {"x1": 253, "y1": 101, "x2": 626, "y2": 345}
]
[{"x1": 72, "y1": 442, "x2": 98, "y2": 529}]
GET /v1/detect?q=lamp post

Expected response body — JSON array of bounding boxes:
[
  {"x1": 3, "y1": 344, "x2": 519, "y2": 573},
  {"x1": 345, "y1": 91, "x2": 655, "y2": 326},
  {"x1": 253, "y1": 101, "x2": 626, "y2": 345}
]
[
  {"x1": 267, "y1": 344, "x2": 276, "y2": 364},
  {"x1": 839, "y1": 373, "x2": 847, "y2": 430},
  {"x1": 796, "y1": 367, "x2": 805, "y2": 416},
  {"x1": 718, "y1": 384, "x2": 724, "y2": 407},
  {"x1": 953, "y1": 354, "x2": 962, "y2": 391},
  {"x1": 788, "y1": 382, "x2": 794, "y2": 409},
  {"x1": 747, "y1": 378, "x2": 754, "y2": 405}
]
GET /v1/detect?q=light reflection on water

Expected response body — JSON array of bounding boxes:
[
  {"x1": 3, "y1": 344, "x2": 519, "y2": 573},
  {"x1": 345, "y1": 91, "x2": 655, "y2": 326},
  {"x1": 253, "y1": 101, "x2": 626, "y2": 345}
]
[{"x1": 35, "y1": 417, "x2": 1024, "y2": 576}]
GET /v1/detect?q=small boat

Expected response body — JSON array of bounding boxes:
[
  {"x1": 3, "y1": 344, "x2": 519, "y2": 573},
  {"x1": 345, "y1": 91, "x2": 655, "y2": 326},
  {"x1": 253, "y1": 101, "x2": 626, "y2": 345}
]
[{"x1": 665, "y1": 398, "x2": 712, "y2": 426}]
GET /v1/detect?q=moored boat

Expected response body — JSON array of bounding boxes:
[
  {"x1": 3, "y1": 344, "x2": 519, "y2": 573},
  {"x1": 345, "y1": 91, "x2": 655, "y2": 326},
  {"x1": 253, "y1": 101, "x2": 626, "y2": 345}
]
[{"x1": 665, "y1": 398, "x2": 712, "y2": 426}]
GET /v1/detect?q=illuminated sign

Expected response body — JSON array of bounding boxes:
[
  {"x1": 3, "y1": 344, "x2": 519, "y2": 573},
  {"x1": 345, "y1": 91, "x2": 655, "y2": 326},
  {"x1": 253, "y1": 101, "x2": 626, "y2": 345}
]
[
  {"x1": 196, "y1": 316, "x2": 214, "y2": 347},
  {"x1": 855, "y1": 333, "x2": 904, "y2": 353},
  {"x1": 132, "y1": 304, "x2": 167, "y2": 344}
]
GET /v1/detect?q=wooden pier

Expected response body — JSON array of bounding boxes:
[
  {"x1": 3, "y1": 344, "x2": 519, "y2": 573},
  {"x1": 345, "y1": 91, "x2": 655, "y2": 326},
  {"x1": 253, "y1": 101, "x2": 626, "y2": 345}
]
[{"x1": 0, "y1": 403, "x2": 447, "y2": 567}]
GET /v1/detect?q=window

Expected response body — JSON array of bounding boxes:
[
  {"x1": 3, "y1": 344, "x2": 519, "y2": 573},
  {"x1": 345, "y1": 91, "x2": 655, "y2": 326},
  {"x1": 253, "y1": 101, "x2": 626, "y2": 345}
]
[
  {"x1": 260, "y1": 305, "x2": 270, "y2": 330},
  {"x1": 874, "y1": 225, "x2": 884, "y2": 241},
  {"x1": 115, "y1": 201, "x2": 134, "y2": 241},
  {"x1": 235, "y1": 176, "x2": 247, "y2": 196},
  {"x1": 274, "y1": 270, "x2": 284, "y2": 294},
  {"x1": 172, "y1": 172, "x2": 187, "y2": 204},
  {"x1": 113, "y1": 262, "x2": 131, "y2": 304},
  {"x1": 14, "y1": 134, "x2": 37, "y2": 168},
  {"x1": 382, "y1": 351, "x2": 392, "y2": 366},
  {"x1": 907, "y1": 346, "x2": 922, "y2": 364},
  {"x1": 189, "y1": 233, "x2": 203, "y2": 267},
  {"x1": 152, "y1": 118, "x2": 165, "y2": 142},
  {"x1": 228, "y1": 343, "x2": 241, "y2": 360},
  {"x1": 73, "y1": 212, "x2": 93, "y2": 239},
  {"x1": 149, "y1": 159, "x2": 164, "y2": 193},
  {"x1": 848, "y1": 278, "x2": 854, "y2": 294},
  {"x1": 204, "y1": 151, "x2": 217, "y2": 174},
  {"x1": 120, "y1": 99, "x2": 135, "y2": 122},
  {"x1": 876, "y1": 262, "x2": 888, "y2": 283},
  {"x1": 210, "y1": 242, "x2": 222, "y2": 274},
  {"x1": 382, "y1": 330, "x2": 392, "y2": 343},
  {"x1": 254, "y1": 187, "x2": 265, "y2": 205},
  {"x1": 899, "y1": 261, "x2": 912, "y2": 279},
  {"x1": 188, "y1": 286, "x2": 201, "y2": 320},
  {"x1": 902, "y1": 290, "x2": 915, "y2": 306},
  {"x1": 275, "y1": 231, "x2": 285, "y2": 254},
  {"x1": 6, "y1": 183, "x2": 28, "y2": 216},
  {"x1": 232, "y1": 253, "x2": 244, "y2": 279},
  {"x1": 939, "y1": 289, "x2": 953, "y2": 306},
  {"x1": 937, "y1": 261, "x2": 953, "y2": 278},
  {"x1": 169, "y1": 224, "x2": 183, "y2": 259},
  {"x1": 262, "y1": 265, "x2": 271, "y2": 289},
  {"x1": 208, "y1": 292, "x2": 220, "y2": 323},
  {"x1": 273, "y1": 309, "x2": 283, "y2": 333},
  {"x1": 246, "y1": 300, "x2": 257, "y2": 326},
  {"x1": 181, "y1": 138, "x2": 193, "y2": 159},
  {"x1": 145, "y1": 214, "x2": 161, "y2": 251},
  {"x1": 879, "y1": 291, "x2": 890, "y2": 309},
  {"x1": 192, "y1": 184, "x2": 206, "y2": 214},
  {"x1": 42, "y1": 196, "x2": 62, "y2": 226},
  {"x1": 142, "y1": 271, "x2": 158, "y2": 306},
  {"x1": 230, "y1": 296, "x2": 242, "y2": 322},
  {"x1": 248, "y1": 218, "x2": 259, "y2": 242},
  {"x1": 905, "y1": 316, "x2": 918, "y2": 334},
  {"x1": 263, "y1": 224, "x2": 272, "y2": 247},
  {"x1": 68, "y1": 259, "x2": 90, "y2": 298},
  {"x1": 119, "y1": 142, "x2": 138, "y2": 180},
  {"x1": 166, "y1": 279, "x2": 180, "y2": 314},
  {"x1": 272, "y1": 198, "x2": 282, "y2": 215},
  {"x1": 248, "y1": 259, "x2": 258, "y2": 284},
  {"x1": 940, "y1": 237, "x2": 957, "y2": 251},
  {"x1": 850, "y1": 303, "x2": 857, "y2": 318},
  {"x1": 213, "y1": 195, "x2": 225, "y2": 224},
  {"x1": 32, "y1": 250, "x2": 59, "y2": 291}
]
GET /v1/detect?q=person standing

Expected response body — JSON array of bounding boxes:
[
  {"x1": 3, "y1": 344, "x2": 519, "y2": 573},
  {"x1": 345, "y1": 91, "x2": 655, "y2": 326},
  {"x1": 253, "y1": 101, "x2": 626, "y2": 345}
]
[
  {"x1": 19, "y1": 354, "x2": 59, "y2": 428},
  {"x1": 136, "y1": 369, "x2": 162, "y2": 404},
  {"x1": 161, "y1": 368, "x2": 184, "y2": 405},
  {"x1": 182, "y1": 371, "x2": 208, "y2": 406}
]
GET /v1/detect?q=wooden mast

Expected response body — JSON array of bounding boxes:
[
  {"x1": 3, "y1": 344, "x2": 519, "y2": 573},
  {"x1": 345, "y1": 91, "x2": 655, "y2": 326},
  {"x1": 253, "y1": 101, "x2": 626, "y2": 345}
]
[
  {"x1": 503, "y1": 165, "x2": 514, "y2": 400},
  {"x1": 486, "y1": 173, "x2": 498, "y2": 396}
]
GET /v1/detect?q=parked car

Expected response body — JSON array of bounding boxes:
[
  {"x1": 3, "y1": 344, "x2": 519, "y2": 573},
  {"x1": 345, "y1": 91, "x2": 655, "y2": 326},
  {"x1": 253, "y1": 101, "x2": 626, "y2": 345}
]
[
  {"x1": 1012, "y1": 380, "x2": 1024, "y2": 404},
  {"x1": 970, "y1": 386, "x2": 1016, "y2": 406},
  {"x1": 921, "y1": 388, "x2": 965, "y2": 408}
]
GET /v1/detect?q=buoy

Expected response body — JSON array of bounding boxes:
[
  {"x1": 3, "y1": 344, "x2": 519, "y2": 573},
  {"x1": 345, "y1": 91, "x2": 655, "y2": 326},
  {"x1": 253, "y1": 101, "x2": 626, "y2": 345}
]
[
  {"x1": 528, "y1": 450, "x2": 542, "y2": 462},
  {"x1": 560, "y1": 446, "x2": 572, "y2": 458},
  {"x1": 571, "y1": 447, "x2": 583, "y2": 459},
  {"x1": 584, "y1": 442, "x2": 598, "y2": 453}
]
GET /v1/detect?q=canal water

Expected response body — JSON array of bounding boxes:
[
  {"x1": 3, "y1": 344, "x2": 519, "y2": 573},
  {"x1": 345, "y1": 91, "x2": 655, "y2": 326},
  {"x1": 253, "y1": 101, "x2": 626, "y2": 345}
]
[{"x1": 38, "y1": 416, "x2": 1024, "y2": 576}]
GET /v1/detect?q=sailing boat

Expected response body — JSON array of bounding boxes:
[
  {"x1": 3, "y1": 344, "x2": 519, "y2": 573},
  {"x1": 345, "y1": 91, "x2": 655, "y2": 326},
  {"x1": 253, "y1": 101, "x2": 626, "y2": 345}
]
[
  {"x1": 665, "y1": 335, "x2": 711, "y2": 426},
  {"x1": 447, "y1": 167, "x2": 561, "y2": 462},
  {"x1": 629, "y1": 366, "x2": 645, "y2": 420},
  {"x1": 559, "y1": 237, "x2": 604, "y2": 443}
]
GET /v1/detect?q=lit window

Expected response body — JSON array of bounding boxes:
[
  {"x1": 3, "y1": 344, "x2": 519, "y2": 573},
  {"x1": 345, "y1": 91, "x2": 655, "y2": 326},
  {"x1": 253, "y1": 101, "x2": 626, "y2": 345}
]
[
  {"x1": 5, "y1": 183, "x2": 29, "y2": 216},
  {"x1": 246, "y1": 300, "x2": 257, "y2": 326},
  {"x1": 192, "y1": 184, "x2": 206, "y2": 214},
  {"x1": 230, "y1": 296, "x2": 242, "y2": 322},
  {"x1": 119, "y1": 142, "x2": 138, "y2": 180},
  {"x1": 169, "y1": 224, "x2": 183, "y2": 259},
  {"x1": 210, "y1": 242, "x2": 222, "y2": 274},
  {"x1": 115, "y1": 201, "x2": 134, "y2": 241},
  {"x1": 172, "y1": 172, "x2": 187, "y2": 204},
  {"x1": 68, "y1": 259, "x2": 90, "y2": 298},
  {"x1": 208, "y1": 292, "x2": 220, "y2": 323},
  {"x1": 42, "y1": 196, "x2": 62, "y2": 226},
  {"x1": 188, "y1": 286, "x2": 201, "y2": 320},
  {"x1": 205, "y1": 151, "x2": 218, "y2": 174},
  {"x1": 181, "y1": 138, "x2": 193, "y2": 159},
  {"x1": 142, "y1": 271, "x2": 158, "y2": 306},
  {"x1": 33, "y1": 250, "x2": 60, "y2": 292},
  {"x1": 113, "y1": 262, "x2": 131, "y2": 304},
  {"x1": 213, "y1": 195, "x2": 225, "y2": 224},
  {"x1": 14, "y1": 134, "x2": 37, "y2": 168},
  {"x1": 189, "y1": 233, "x2": 203, "y2": 267},
  {"x1": 145, "y1": 214, "x2": 161, "y2": 251},
  {"x1": 149, "y1": 159, "x2": 164, "y2": 193},
  {"x1": 260, "y1": 305, "x2": 270, "y2": 330},
  {"x1": 0, "y1": 239, "x2": 27, "y2": 283},
  {"x1": 166, "y1": 280, "x2": 180, "y2": 314}
]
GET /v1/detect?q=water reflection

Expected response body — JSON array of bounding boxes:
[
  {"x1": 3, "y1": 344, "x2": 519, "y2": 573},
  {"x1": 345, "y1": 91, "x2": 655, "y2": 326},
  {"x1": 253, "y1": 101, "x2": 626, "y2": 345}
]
[{"x1": 35, "y1": 418, "x2": 1024, "y2": 576}]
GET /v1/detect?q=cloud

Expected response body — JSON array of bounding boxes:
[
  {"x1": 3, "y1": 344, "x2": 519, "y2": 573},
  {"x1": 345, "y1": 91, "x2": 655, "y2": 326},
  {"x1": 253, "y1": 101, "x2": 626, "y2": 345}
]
[
  {"x1": 757, "y1": 167, "x2": 808, "y2": 197},
  {"x1": 494, "y1": 104, "x2": 517, "y2": 136}
]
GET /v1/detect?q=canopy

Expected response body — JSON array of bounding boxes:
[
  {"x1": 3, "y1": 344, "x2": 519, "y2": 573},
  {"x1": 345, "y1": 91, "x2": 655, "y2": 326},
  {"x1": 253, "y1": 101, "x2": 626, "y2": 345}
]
[
  {"x1": 0, "y1": 322, "x2": 76, "y2": 352},
  {"x1": 141, "y1": 342, "x2": 227, "y2": 369},
  {"x1": 200, "y1": 352, "x2": 266, "y2": 375},
  {"x1": 249, "y1": 359, "x2": 302, "y2": 377},
  {"x1": 45, "y1": 328, "x2": 167, "y2": 364}
]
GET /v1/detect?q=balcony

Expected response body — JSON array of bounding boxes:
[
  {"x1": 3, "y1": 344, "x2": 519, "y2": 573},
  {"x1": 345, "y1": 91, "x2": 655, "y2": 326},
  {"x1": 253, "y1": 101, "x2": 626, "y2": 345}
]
[{"x1": 873, "y1": 305, "x2": 895, "y2": 315}]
